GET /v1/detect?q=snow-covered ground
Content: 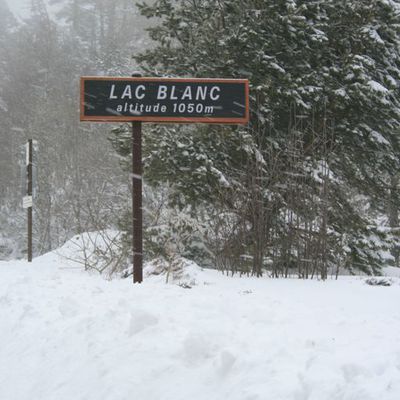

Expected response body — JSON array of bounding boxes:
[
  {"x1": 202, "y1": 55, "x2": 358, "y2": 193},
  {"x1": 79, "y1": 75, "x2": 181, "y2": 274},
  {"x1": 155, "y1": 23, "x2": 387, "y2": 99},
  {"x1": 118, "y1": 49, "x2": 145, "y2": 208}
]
[{"x1": 1, "y1": 250, "x2": 400, "y2": 400}]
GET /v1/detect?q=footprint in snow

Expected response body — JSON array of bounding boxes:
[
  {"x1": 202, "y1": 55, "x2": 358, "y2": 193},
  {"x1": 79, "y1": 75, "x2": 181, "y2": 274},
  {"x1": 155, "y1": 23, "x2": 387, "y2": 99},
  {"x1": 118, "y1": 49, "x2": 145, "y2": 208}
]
[
  {"x1": 127, "y1": 310, "x2": 158, "y2": 336},
  {"x1": 217, "y1": 350, "x2": 236, "y2": 376},
  {"x1": 180, "y1": 333, "x2": 215, "y2": 366},
  {"x1": 0, "y1": 295, "x2": 10, "y2": 307},
  {"x1": 341, "y1": 363, "x2": 370, "y2": 383},
  {"x1": 58, "y1": 298, "x2": 79, "y2": 318}
]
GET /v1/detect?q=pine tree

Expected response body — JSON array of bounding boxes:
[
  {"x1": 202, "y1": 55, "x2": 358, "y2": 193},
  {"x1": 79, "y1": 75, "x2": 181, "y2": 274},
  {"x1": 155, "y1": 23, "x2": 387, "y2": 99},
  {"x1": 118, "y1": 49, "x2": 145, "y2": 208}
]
[
  {"x1": 0, "y1": 0, "x2": 18, "y2": 198},
  {"x1": 49, "y1": 0, "x2": 149, "y2": 73},
  {"x1": 0, "y1": 0, "x2": 133, "y2": 258},
  {"x1": 126, "y1": 0, "x2": 400, "y2": 276}
]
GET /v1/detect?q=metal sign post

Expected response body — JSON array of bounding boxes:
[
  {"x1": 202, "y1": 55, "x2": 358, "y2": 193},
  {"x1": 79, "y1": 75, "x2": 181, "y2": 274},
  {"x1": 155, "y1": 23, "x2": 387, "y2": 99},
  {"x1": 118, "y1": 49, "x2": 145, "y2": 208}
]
[
  {"x1": 80, "y1": 76, "x2": 249, "y2": 283},
  {"x1": 27, "y1": 139, "x2": 33, "y2": 262}
]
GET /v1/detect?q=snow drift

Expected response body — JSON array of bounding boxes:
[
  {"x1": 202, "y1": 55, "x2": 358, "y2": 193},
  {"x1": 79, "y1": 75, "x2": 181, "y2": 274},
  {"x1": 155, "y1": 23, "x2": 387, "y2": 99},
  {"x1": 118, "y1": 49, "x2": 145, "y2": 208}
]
[{"x1": 0, "y1": 244, "x2": 400, "y2": 400}]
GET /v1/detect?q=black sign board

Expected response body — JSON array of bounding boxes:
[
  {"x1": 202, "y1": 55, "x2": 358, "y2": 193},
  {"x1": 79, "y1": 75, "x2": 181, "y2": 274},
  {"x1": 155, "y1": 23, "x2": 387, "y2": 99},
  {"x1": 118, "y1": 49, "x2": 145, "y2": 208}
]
[{"x1": 80, "y1": 77, "x2": 249, "y2": 124}]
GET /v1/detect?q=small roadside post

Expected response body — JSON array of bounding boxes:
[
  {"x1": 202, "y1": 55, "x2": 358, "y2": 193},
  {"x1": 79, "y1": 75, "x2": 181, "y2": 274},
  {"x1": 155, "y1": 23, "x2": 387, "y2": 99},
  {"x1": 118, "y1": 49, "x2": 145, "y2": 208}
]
[
  {"x1": 80, "y1": 75, "x2": 249, "y2": 283},
  {"x1": 23, "y1": 139, "x2": 35, "y2": 262}
]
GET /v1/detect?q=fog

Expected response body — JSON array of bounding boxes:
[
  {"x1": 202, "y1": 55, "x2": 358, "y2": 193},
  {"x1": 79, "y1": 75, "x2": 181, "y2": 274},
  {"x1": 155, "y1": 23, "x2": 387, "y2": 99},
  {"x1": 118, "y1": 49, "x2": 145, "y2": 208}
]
[
  {"x1": 6, "y1": 0, "x2": 30, "y2": 18},
  {"x1": 0, "y1": 0, "x2": 151, "y2": 258}
]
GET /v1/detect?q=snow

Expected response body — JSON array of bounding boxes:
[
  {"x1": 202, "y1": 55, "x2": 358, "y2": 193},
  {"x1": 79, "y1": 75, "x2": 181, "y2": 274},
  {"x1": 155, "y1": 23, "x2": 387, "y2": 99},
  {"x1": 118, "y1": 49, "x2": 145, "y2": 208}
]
[
  {"x1": 334, "y1": 88, "x2": 348, "y2": 98},
  {"x1": 210, "y1": 166, "x2": 230, "y2": 187},
  {"x1": 364, "y1": 28, "x2": 385, "y2": 45},
  {"x1": 1, "y1": 249, "x2": 400, "y2": 400},
  {"x1": 0, "y1": 97, "x2": 8, "y2": 112},
  {"x1": 270, "y1": 62, "x2": 286, "y2": 74},
  {"x1": 370, "y1": 130, "x2": 390, "y2": 146},
  {"x1": 368, "y1": 80, "x2": 389, "y2": 93},
  {"x1": 384, "y1": 266, "x2": 400, "y2": 278}
]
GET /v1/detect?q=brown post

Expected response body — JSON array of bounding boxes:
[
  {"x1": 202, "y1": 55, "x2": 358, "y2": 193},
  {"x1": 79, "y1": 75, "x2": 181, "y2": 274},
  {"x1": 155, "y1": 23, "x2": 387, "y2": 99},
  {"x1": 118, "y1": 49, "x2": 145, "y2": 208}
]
[
  {"x1": 132, "y1": 122, "x2": 143, "y2": 283},
  {"x1": 27, "y1": 139, "x2": 33, "y2": 262}
]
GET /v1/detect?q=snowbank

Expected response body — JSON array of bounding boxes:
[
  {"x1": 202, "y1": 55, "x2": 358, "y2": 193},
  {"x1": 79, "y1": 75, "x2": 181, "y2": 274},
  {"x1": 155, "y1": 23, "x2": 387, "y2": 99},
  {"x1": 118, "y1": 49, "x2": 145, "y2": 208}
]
[
  {"x1": 383, "y1": 266, "x2": 400, "y2": 278},
  {"x1": 0, "y1": 251, "x2": 400, "y2": 400},
  {"x1": 54, "y1": 230, "x2": 124, "y2": 276}
]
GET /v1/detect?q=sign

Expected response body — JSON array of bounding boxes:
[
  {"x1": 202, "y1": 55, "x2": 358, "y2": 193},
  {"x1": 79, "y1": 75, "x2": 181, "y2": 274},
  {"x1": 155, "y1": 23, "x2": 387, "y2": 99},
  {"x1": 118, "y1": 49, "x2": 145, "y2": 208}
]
[
  {"x1": 80, "y1": 75, "x2": 251, "y2": 283},
  {"x1": 23, "y1": 195, "x2": 33, "y2": 209},
  {"x1": 80, "y1": 77, "x2": 249, "y2": 124},
  {"x1": 20, "y1": 141, "x2": 38, "y2": 198}
]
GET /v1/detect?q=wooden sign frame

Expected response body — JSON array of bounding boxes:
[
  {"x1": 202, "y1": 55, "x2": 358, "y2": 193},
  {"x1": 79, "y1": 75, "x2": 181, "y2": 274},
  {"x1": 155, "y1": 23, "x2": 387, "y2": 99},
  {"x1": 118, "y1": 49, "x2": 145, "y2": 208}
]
[{"x1": 80, "y1": 77, "x2": 249, "y2": 124}]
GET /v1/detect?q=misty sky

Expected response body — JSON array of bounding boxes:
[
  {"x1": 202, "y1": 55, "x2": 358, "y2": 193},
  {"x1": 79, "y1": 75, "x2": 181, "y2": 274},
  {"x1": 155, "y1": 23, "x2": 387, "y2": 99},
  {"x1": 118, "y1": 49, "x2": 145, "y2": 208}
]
[
  {"x1": 6, "y1": 1, "x2": 59, "y2": 20},
  {"x1": 7, "y1": 0, "x2": 31, "y2": 18}
]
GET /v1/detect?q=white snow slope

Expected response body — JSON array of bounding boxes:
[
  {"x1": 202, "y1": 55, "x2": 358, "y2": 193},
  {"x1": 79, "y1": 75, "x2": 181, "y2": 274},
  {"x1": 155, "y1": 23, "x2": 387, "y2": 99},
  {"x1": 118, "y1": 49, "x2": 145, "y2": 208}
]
[{"x1": 1, "y1": 252, "x2": 400, "y2": 400}]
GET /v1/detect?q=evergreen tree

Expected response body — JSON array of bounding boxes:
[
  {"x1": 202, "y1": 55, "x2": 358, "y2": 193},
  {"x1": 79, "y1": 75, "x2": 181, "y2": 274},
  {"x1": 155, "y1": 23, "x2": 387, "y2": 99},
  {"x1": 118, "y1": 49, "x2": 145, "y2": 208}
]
[
  {"x1": 1, "y1": 0, "x2": 133, "y2": 259},
  {"x1": 125, "y1": 0, "x2": 400, "y2": 276},
  {"x1": 0, "y1": 0, "x2": 21, "y2": 259},
  {"x1": 49, "y1": 0, "x2": 149, "y2": 73},
  {"x1": 0, "y1": 0, "x2": 18, "y2": 198}
]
